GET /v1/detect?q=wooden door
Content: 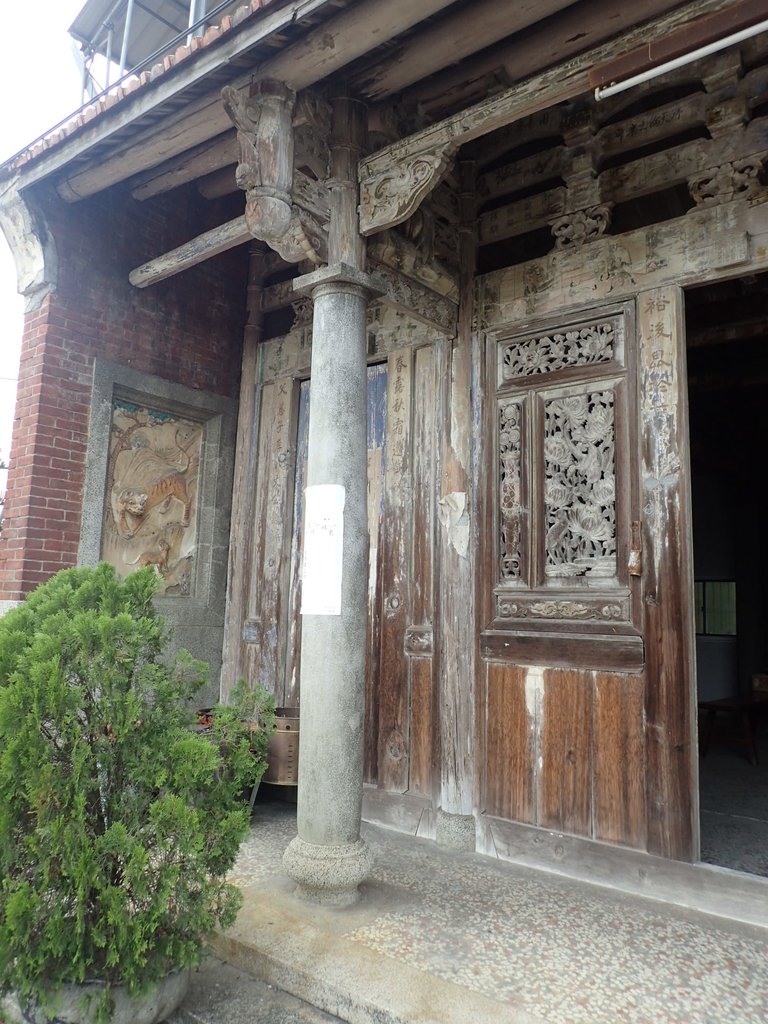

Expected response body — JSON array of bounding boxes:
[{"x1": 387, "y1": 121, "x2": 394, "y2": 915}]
[{"x1": 241, "y1": 348, "x2": 439, "y2": 798}]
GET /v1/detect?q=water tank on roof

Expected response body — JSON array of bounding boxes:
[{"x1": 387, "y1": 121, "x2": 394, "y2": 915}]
[{"x1": 69, "y1": 0, "x2": 242, "y2": 77}]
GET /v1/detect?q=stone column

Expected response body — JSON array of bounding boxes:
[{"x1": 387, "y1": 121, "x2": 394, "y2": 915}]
[
  {"x1": 282, "y1": 263, "x2": 383, "y2": 906},
  {"x1": 283, "y1": 93, "x2": 384, "y2": 906}
]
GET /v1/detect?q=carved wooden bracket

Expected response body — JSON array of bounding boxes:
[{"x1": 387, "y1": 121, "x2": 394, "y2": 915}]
[
  {"x1": 688, "y1": 158, "x2": 765, "y2": 208},
  {"x1": 222, "y1": 80, "x2": 329, "y2": 265},
  {"x1": 550, "y1": 203, "x2": 612, "y2": 248},
  {"x1": 359, "y1": 143, "x2": 456, "y2": 236}
]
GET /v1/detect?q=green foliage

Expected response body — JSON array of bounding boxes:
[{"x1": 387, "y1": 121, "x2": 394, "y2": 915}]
[{"x1": 0, "y1": 564, "x2": 275, "y2": 1021}]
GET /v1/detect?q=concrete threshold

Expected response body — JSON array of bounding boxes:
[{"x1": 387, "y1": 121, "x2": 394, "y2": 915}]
[
  {"x1": 210, "y1": 875, "x2": 542, "y2": 1024},
  {"x1": 207, "y1": 802, "x2": 767, "y2": 1024}
]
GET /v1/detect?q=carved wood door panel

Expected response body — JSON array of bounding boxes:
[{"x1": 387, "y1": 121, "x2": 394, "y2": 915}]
[{"x1": 482, "y1": 302, "x2": 642, "y2": 669}]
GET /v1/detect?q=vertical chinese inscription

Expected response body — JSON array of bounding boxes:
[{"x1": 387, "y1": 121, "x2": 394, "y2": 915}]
[
  {"x1": 543, "y1": 390, "x2": 617, "y2": 579},
  {"x1": 498, "y1": 399, "x2": 524, "y2": 580},
  {"x1": 387, "y1": 350, "x2": 411, "y2": 480}
]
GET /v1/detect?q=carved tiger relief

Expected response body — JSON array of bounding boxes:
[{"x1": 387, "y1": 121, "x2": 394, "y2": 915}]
[
  {"x1": 126, "y1": 537, "x2": 172, "y2": 575},
  {"x1": 117, "y1": 470, "x2": 193, "y2": 538}
]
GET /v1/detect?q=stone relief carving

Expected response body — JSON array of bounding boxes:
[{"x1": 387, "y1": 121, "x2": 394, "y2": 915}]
[
  {"x1": 498, "y1": 400, "x2": 524, "y2": 581},
  {"x1": 359, "y1": 144, "x2": 455, "y2": 236},
  {"x1": 550, "y1": 204, "x2": 612, "y2": 248},
  {"x1": 543, "y1": 390, "x2": 617, "y2": 580},
  {"x1": 101, "y1": 401, "x2": 202, "y2": 596},
  {"x1": 688, "y1": 158, "x2": 764, "y2": 208},
  {"x1": 500, "y1": 320, "x2": 615, "y2": 382}
]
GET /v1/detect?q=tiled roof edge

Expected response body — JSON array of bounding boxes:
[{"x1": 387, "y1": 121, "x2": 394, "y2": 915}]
[{"x1": 5, "y1": 0, "x2": 277, "y2": 174}]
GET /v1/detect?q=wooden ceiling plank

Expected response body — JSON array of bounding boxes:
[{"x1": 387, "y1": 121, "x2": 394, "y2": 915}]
[
  {"x1": 353, "y1": 0, "x2": 580, "y2": 101},
  {"x1": 131, "y1": 131, "x2": 237, "y2": 200},
  {"x1": 589, "y1": 0, "x2": 768, "y2": 89},
  {"x1": 403, "y1": 0, "x2": 688, "y2": 121},
  {"x1": 54, "y1": 0, "x2": 460, "y2": 202},
  {"x1": 13, "y1": 0, "x2": 337, "y2": 197},
  {"x1": 360, "y1": 0, "x2": 741, "y2": 184}
]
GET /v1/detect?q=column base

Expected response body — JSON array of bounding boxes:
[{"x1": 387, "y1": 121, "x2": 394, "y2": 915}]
[
  {"x1": 283, "y1": 835, "x2": 373, "y2": 907},
  {"x1": 435, "y1": 810, "x2": 476, "y2": 852}
]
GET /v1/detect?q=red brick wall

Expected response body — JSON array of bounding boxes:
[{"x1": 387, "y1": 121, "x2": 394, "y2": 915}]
[{"x1": 0, "y1": 182, "x2": 248, "y2": 600}]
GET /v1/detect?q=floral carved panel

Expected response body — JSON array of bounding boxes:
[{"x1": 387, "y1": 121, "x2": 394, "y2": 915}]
[
  {"x1": 498, "y1": 399, "x2": 524, "y2": 582},
  {"x1": 101, "y1": 400, "x2": 203, "y2": 596},
  {"x1": 499, "y1": 318, "x2": 617, "y2": 384},
  {"x1": 543, "y1": 390, "x2": 617, "y2": 580}
]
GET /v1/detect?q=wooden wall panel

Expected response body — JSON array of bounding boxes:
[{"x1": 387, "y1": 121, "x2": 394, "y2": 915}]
[
  {"x1": 484, "y1": 663, "x2": 535, "y2": 823},
  {"x1": 409, "y1": 657, "x2": 434, "y2": 796},
  {"x1": 378, "y1": 349, "x2": 413, "y2": 791},
  {"x1": 365, "y1": 365, "x2": 388, "y2": 785},
  {"x1": 408, "y1": 345, "x2": 437, "y2": 797},
  {"x1": 250, "y1": 378, "x2": 297, "y2": 699},
  {"x1": 283, "y1": 381, "x2": 310, "y2": 708},
  {"x1": 411, "y1": 346, "x2": 436, "y2": 625},
  {"x1": 639, "y1": 287, "x2": 697, "y2": 861},
  {"x1": 538, "y1": 668, "x2": 592, "y2": 835},
  {"x1": 593, "y1": 672, "x2": 646, "y2": 848}
]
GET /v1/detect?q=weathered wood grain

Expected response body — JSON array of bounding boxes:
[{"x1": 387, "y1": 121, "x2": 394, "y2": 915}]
[
  {"x1": 130, "y1": 131, "x2": 237, "y2": 201},
  {"x1": 478, "y1": 200, "x2": 768, "y2": 328},
  {"x1": 484, "y1": 663, "x2": 535, "y2": 824},
  {"x1": 283, "y1": 380, "x2": 311, "y2": 708},
  {"x1": 353, "y1": 0, "x2": 578, "y2": 101},
  {"x1": 129, "y1": 215, "x2": 249, "y2": 288},
  {"x1": 378, "y1": 348, "x2": 413, "y2": 792},
  {"x1": 52, "y1": 0, "x2": 460, "y2": 203},
  {"x1": 436, "y1": 162, "x2": 475, "y2": 818},
  {"x1": 638, "y1": 286, "x2": 697, "y2": 861},
  {"x1": 253, "y1": 378, "x2": 298, "y2": 699},
  {"x1": 408, "y1": 0, "x2": 684, "y2": 120},
  {"x1": 593, "y1": 672, "x2": 647, "y2": 848},
  {"x1": 220, "y1": 245, "x2": 266, "y2": 702},
  {"x1": 365, "y1": 365, "x2": 388, "y2": 786},
  {"x1": 359, "y1": 0, "x2": 733, "y2": 235},
  {"x1": 409, "y1": 657, "x2": 434, "y2": 797},
  {"x1": 538, "y1": 668, "x2": 592, "y2": 836},
  {"x1": 407, "y1": 345, "x2": 437, "y2": 799}
]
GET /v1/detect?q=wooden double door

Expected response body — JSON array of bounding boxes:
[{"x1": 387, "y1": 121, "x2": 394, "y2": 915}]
[{"x1": 229, "y1": 343, "x2": 439, "y2": 800}]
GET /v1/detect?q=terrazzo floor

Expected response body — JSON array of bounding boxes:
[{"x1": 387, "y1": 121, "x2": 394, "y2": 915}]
[{"x1": 230, "y1": 799, "x2": 768, "y2": 1024}]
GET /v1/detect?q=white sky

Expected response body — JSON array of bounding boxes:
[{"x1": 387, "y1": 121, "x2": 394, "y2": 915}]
[{"x1": 0, "y1": 0, "x2": 85, "y2": 467}]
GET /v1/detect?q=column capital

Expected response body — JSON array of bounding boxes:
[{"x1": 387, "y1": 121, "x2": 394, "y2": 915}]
[{"x1": 293, "y1": 262, "x2": 387, "y2": 300}]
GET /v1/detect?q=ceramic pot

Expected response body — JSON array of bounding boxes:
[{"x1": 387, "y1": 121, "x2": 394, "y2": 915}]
[{"x1": 6, "y1": 970, "x2": 190, "y2": 1024}]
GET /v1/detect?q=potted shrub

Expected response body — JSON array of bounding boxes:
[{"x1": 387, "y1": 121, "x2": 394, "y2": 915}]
[{"x1": 0, "y1": 563, "x2": 274, "y2": 1024}]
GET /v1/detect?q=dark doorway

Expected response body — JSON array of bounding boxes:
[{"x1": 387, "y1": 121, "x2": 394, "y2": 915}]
[{"x1": 685, "y1": 274, "x2": 768, "y2": 876}]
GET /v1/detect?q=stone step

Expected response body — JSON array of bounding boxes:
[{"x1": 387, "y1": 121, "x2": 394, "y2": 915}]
[{"x1": 169, "y1": 957, "x2": 344, "y2": 1024}]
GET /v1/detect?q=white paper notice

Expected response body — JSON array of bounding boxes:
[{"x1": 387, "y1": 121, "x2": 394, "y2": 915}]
[{"x1": 301, "y1": 484, "x2": 345, "y2": 616}]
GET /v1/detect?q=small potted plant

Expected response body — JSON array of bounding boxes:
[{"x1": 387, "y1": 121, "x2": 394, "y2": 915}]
[{"x1": 0, "y1": 563, "x2": 274, "y2": 1024}]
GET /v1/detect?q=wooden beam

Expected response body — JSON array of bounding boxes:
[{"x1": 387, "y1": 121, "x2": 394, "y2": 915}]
[
  {"x1": 50, "y1": 0, "x2": 460, "y2": 203},
  {"x1": 399, "y1": 0, "x2": 697, "y2": 120},
  {"x1": 130, "y1": 131, "x2": 237, "y2": 201},
  {"x1": 198, "y1": 164, "x2": 238, "y2": 199},
  {"x1": 352, "y1": 0, "x2": 579, "y2": 101},
  {"x1": 15, "y1": 0, "x2": 337, "y2": 197},
  {"x1": 589, "y1": 0, "x2": 768, "y2": 89},
  {"x1": 129, "y1": 214, "x2": 249, "y2": 288},
  {"x1": 358, "y1": 0, "x2": 742, "y2": 236}
]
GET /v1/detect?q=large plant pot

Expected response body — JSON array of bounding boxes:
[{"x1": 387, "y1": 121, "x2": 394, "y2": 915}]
[{"x1": 4, "y1": 970, "x2": 190, "y2": 1024}]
